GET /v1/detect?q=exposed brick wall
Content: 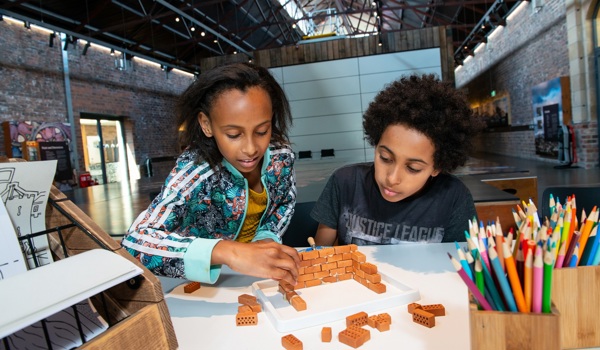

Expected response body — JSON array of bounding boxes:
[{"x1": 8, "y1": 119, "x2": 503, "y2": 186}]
[
  {"x1": 455, "y1": 0, "x2": 598, "y2": 168},
  {"x1": 0, "y1": 19, "x2": 193, "y2": 172}
]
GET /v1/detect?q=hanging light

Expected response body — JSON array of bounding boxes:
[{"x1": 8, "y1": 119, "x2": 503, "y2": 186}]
[
  {"x1": 175, "y1": 17, "x2": 180, "y2": 22},
  {"x1": 201, "y1": 31, "x2": 205, "y2": 36},
  {"x1": 110, "y1": 49, "x2": 115, "y2": 56}
]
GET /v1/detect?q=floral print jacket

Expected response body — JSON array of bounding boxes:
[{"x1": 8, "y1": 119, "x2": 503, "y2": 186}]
[{"x1": 121, "y1": 143, "x2": 296, "y2": 283}]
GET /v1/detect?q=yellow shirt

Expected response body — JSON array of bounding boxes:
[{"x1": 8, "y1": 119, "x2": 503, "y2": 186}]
[{"x1": 236, "y1": 187, "x2": 267, "y2": 243}]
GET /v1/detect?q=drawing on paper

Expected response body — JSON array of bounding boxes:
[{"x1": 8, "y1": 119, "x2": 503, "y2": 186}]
[{"x1": 0, "y1": 161, "x2": 57, "y2": 269}]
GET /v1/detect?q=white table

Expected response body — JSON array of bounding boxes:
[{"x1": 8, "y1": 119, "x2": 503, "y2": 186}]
[{"x1": 160, "y1": 243, "x2": 471, "y2": 349}]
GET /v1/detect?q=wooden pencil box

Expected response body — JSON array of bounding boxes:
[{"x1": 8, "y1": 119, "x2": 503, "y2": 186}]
[
  {"x1": 552, "y1": 265, "x2": 600, "y2": 349},
  {"x1": 468, "y1": 301, "x2": 560, "y2": 350}
]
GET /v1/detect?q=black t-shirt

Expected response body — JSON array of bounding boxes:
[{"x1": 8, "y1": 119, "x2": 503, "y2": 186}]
[{"x1": 310, "y1": 163, "x2": 477, "y2": 245}]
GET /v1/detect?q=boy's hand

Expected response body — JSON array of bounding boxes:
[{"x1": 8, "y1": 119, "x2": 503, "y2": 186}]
[{"x1": 213, "y1": 240, "x2": 301, "y2": 285}]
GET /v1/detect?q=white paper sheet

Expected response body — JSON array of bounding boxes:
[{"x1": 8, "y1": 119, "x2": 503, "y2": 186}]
[
  {"x1": 0, "y1": 200, "x2": 27, "y2": 279},
  {"x1": 0, "y1": 160, "x2": 57, "y2": 268}
]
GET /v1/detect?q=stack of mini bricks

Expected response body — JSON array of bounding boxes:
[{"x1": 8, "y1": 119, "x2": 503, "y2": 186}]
[
  {"x1": 235, "y1": 293, "x2": 262, "y2": 326},
  {"x1": 278, "y1": 244, "x2": 387, "y2": 311},
  {"x1": 407, "y1": 302, "x2": 445, "y2": 328}
]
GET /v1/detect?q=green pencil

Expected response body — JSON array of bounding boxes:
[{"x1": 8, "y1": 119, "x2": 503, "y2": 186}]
[{"x1": 542, "y1": 248, "x2": 554, "y2": 313}]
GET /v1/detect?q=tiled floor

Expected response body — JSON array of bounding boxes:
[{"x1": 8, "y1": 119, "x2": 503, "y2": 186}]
[{"x1": 64, "y1": 152, "x2": 600, "y2": 238}]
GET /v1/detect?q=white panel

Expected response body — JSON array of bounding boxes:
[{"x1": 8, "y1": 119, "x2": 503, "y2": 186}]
[
  {"x1": 282, "y1": 58, "x2": 359, "y2": 83},
  {"x1": 290, "y1": 131, "x2": 365, "y2": 153},
  {"x1": 290, "y1": 94, "x2": 362, "y2": 118},
  {"x1": 361, "y1": 92, "x2": 378, "y2": 113},
  {"x1": 290, "y1": 113, "x2": 363, "y2": 137},
  {"x1": 360, "y1": 66, "x2": 443, "y2": 94},
  {"x1": 358, "y1": 48, "x2": 441, "y2": 75},
  {"x1": 269, "y1": 67, "x2": 284, "y2": 86},
  {"x1": 284, "y1": 76, "x2": 361, "y2": 101}
]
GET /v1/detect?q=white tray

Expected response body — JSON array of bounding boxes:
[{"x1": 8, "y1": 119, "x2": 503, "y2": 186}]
[{"x1": 251, "y1": 271, "x2": 420, "y2": 333}]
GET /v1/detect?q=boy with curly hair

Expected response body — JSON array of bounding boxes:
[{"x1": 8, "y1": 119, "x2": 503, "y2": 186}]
[{"x1": 312, "y1": 74, "x2": 482, "y2": 246}]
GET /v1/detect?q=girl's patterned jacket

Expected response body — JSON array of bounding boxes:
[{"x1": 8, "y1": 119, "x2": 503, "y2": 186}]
[{"x1": 121, "y1": 143, "x2": 296, "y2": 283}]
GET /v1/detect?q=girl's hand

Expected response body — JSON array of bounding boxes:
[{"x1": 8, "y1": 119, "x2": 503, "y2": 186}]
[{"x1": 212, "y1": 240, "x2": 301, "y2": 285}]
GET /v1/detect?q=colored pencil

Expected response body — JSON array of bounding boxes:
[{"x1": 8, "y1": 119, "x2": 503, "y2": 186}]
[
  {"x1": 448, "y1": 253, "x2": 493, "y2": 311},
  {"x1": 578, "y1": 208, "x2": 598, "y2": 265},
  {"x1": 562, "y1": 231, "x2": 581, "y2": 268},
  {"x1": 475, "y1": 259, "x2": 485, "y2": 299},
  {"x1": 532, "y1": 245, "x2": 544, "y2": 313},
  {"x1": 456, "y1": 242, "x2": 473, "y2": 280},
  {"x1": 503, "y1": 240, "x2": 528, "y2": 312},
  {"x1": 524, "y1": 248, "x2": 533, "y2": 312},
  {"x1": 555, "y1": 240, "x2": 566, "y2": 268},
  {"x1": 477, "y1": 249, "x2": 506, "y2": 311},
  {"x1": 583, "y1": 225, "x2": 600, "y2": 265},
  {"x1": 488, "y1": 245, "x2": 518, "y2": 312},
  {"x1": 542, "y1": 249, "x2": 554, "y2": 313},
  {"x1": 568, "y1": 244, "x2": 579, "y2": 267}
]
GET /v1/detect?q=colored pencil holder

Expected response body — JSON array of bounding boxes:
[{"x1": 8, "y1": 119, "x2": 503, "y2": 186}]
[
  {"x1": 552, "y1": 265, "x2": 600, "y2": 349},
  {"x1": 468, "y1": 301, "x2": 560, "y2": 350}
]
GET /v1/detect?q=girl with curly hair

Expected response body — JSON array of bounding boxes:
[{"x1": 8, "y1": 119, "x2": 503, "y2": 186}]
[{"x1": 312, "y1": 74, "x2": 482, "y2": 246}]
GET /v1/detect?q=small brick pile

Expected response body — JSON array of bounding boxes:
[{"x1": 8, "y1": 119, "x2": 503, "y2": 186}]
[
  {"x1": 235, "y1": 293, "x2": 262, "y2": 326},
  {"x1": 408, "y1": 302, "x2": 445, "y2": 328}
]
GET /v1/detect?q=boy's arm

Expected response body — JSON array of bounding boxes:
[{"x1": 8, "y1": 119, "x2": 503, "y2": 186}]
[{"x1": 315, "y1": 224, "x2": 337, "y2": 246}]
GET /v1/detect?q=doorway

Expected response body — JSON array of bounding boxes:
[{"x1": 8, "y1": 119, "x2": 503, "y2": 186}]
[{"x1": 80, "y1": 114, "x2": 128, "y2": 184}]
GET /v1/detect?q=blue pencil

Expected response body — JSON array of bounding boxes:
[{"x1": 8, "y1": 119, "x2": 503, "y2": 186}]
[
  {"x1": 473, "y1": 248, "x2": 506, "y2": 311},
  {"x1": 488, "y1": 245, "x2": 518, "y2": 312},
  {"x1": 456, "y1": 242, "x2": 473, "y2": 280}
]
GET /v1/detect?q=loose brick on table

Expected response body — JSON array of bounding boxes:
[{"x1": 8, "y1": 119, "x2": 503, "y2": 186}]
[
  {"x1": 183, "y1": 281, "x2": 201, "y2": 293},
  {"x1": 407, "y1": 302, "x2": 422, "y2": 314},
  {"x1": 422, "y1": 304, "x2": 446, "y2": 316},
  {"x1": 339, "y1": 325, "x2": 370, "y2": 348},
  {"x1": 238, "y1": 304, "x2": 252, "y2": 313},
  {"x1": 238, "y1": 293, "x2": 257, "y2": 305},
  {"x1": 413, "y1": 308, "x2": 435, "y2": 328},
  {"x1": 248, "y1": 302, "x2": 262, "y2": 312},
  {"x1": 346, "y1": 311, "x2": 368, "y2": 327},
  {"x1": 236, "y1": 311, "x2": 258, "y2": 326},
  {"x1": 377, "y1": 312, "x2": 392, "y2": 324},
  {"x1": 321, "y1": 327, "x2": 332, "y2": 342},
  {"x1": 282, "y1": 334, "x2": 303, "y2": 350}
]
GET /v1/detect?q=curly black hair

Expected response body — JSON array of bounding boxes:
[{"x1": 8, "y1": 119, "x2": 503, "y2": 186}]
[
  {"x1": 176, "y1": 62, "x2": 292, "y2": 167},
  {"x1": 363, "y1": 74, "x2": 482, "y2": 173}
]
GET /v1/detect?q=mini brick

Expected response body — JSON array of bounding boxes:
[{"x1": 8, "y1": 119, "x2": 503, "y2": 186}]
[
  {"x1": 236, "y1": 311, "x2": 258, "y2": 326},
  {"x1": 282, "y1": 334, "x2": 303, "y2": 350},
  {"x1": 407, "y1": 303, "x2": 423, "y2": 314},
  {"x1": 321, "y1": 327, "x2": 332, "y2": 342},
  {"x1": 353, "y1": 274, "x2": 365, "y2": 284},
  {"x1": 238, "y1": 304, "x2": 252, "y2": 313},
  {"x1": 248, "y1": 302, "x2": 262, "y2": 312},
  {"x1": 342, "y1": 252, "x2": 352, "y2": 260},
  {"x1": 334, "y1": 245, "x2": 351, "y2": 254},
  {"x1": 327, "y1": 254, "x2": 343, "y2": 263},
  {"x1": 346, "y1": 311, "x2": 368, "y2": 327},
  {"x1": 413, "y1": 308, "x2": 435, "y2": 328},
  {"x1": 290, "y1": 295, "x2": 307, "y2": 311},
  {"x1": 304, "y1": 279, "x2": 322, "y2": 288},
  {"x1": 339, "y1": 325, "x2": 370, "y2": 348},
  {"x1": 300, "y1": 250, "x2": 320, "y2": 260},
  {"x1": 238, "y1": 293, "x2": 257, "y2": 305},
  {"x1": 304, "y1": 265, "x2": 322, "y2": 274},
  {"x1": 337, "y1": 259, "x2": 353, "y2": 268},
  {"x1": 368, "y1": 282, "x2": 386, "y2": 294},
  {"x1": 377, "y1": 313, "x2": 392, "y2": 324},
  {"x1": 354, "y1": 268, "x2": 365, "y2": 278},
  {"x1": 312, "y1": 257, "x2": 327, "y2": 265},
  {"x1": 421, "y1": 304, "x2": 446, "y2": 316},
  {"x1": 285, "y1": 290, "x2": 298, "y2": 301},
  {"x1": 367, "y1": 315, "x2": 379, "y2": 328},
  {"x1": 313, "y1": 271, "x2": 330, "y2": 279},
  {"x1": 183, "y1": 281, "x2": 201, "y2": 293},
  {"x1": 299, "y1": 259, "x2": 313, "y2": 267},
  {"x1": 360, "y1": 262, "x2": 378, "y2": 274},
  {"x1": 365, "y1": 272, "x2": 381, "y2": 284},
  {"x1": 331, "y1": 267, "x2": 346, "y2": 275},
  {"x1": 345, "y1": 266, "x2": 353, "y2": 273},
  {"x1": 351, "y1": 251, "x2": 366, "y2": 263},
  {"x1": 279, "y1": 280, "x2": 295, "y2": 293},
  {"x1": 348, "y1": 244, "x2": 358, "y2": 251},
  {"x1": 318, "y1": 247, "x2": 335, "y2": 257},
  {"x1": 322, "y1": 275, "x2": 337, "y2": 283},
  {"x1": 297, "y1": 273, "x2": 314, "y2": 282},
  {"x1": 338, "y1": 272, "x2": 353, "y2": 281},
  {"x1": 376, "y1": 320, "x2": 390, "y2": 332},
  {"x1": 321, "y1": 262, "x2": 337, "y2": 271}
]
